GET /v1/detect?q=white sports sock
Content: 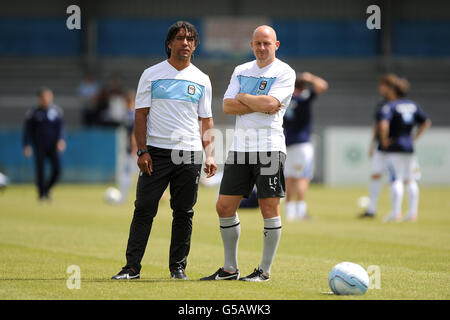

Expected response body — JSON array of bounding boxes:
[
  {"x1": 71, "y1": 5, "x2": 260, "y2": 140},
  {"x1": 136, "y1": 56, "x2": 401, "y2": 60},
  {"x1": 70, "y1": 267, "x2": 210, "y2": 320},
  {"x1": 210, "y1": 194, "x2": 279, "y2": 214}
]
[
  {"x1": 296, "y1": 200, "x2": 307, "y2": 219},
  {"x1": 367, "y1": 178, "x2": 382, "y2": 214},
  {"x1": 390, "y1": 180, "x2": 404, "y2": 217},
  {"x1": 259, "y1": 216, "x2": 282, "y2": 276},
  {"x1": 406, "y1": 180, "x2": 419, "y2": 217},
  {"x1": 219, "y1": 214, "x2": 240, "y2": 273},
  {"x1": 285, "y1": 201, "x2": 296, "y2": 221}
]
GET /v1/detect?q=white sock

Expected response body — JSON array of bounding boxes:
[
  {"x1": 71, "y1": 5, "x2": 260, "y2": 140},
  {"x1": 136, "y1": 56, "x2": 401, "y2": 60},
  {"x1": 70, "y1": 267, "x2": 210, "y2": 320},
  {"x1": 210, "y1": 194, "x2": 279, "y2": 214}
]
[
  {"x1": 219, "y1": 214, "x2": 240, "y2": 273},
  {"x1": 259, "y1": 216, "x2": 282, "y2": 276},
  {"x1": 296, "y1": 200, "x2": 307, "y2": 219},
  {"x1": 406, "y1": 180, "x2": 419, "y2": 217},
  {"x1": 285, "y1": 201, "x2": 296, "y2": 221},
  {"x1": 390, "y1": 180, "x2": 404, "y2": 217},
  {"x1": 368, "y1": 178, "x2": 382, "y2": 214}
]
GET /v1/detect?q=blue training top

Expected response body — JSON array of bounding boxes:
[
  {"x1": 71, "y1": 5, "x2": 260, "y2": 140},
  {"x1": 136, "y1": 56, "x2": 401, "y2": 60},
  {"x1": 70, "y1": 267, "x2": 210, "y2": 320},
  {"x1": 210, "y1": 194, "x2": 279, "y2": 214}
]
[
  {"x1": 283, "y1": 88, "x2": 316, "y2": 146},
  {"x1": 379, "y1": 99, "x2": 428, "y2": 153},
  {"x1": 23, "y1": 104, "x2": 65, "y2": 151}
]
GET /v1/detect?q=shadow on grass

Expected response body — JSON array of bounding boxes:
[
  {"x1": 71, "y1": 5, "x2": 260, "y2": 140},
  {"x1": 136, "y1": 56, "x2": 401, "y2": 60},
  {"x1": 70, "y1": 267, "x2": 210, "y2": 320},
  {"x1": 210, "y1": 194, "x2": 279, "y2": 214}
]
[{"x1": 0, "y1": 278, "x2": 205, "y2": 283}]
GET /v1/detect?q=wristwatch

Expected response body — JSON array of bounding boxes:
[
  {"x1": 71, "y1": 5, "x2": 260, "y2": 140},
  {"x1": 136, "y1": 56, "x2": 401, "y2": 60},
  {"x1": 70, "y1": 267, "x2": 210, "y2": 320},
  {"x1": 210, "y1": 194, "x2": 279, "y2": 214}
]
[{"x1": 137, "y1": 149, "x2": 149, "y2": 157}]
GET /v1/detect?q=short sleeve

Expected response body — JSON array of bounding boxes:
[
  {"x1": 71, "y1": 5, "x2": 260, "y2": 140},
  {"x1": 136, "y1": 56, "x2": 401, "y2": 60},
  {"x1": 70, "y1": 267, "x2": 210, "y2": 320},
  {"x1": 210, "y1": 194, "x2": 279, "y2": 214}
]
[
  {"x1": 223, "y1": 67, "x2": 241, "y2": 100},
  {"x1": 135, "y1": 70, "x2": 152, "y2": 109},
  {"x1": 198, "y1": 77, "x2": 213, "y2": 118},
  {"x1": 374, "y1": 101, "x2": 385, "y2": 122},
  {"x1": 379, "y1": 103, "x2": 393, "y2": 121},
  {"x1": 414, "y1": 105, "x2": 428, "y2": 124},
  {"x1": 267, "y1": 68, "x2": 296, "y2": 106}
]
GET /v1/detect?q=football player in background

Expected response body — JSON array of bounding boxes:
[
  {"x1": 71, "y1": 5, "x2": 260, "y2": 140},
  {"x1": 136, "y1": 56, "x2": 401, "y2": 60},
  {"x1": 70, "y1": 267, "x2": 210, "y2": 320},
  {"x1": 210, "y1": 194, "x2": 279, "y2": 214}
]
[
  {"x1": 360, "y1": 74, "x2": 399, "y2": 218},
  {"x1": 378, "y1": 76, "x2": 431, "y2": 222},
  {"x1": 23, "y1": 87, "x2": 66, "y2": 201},
  {"x1": 283, "y1": 72, "x2": 328, "y2": 221}
]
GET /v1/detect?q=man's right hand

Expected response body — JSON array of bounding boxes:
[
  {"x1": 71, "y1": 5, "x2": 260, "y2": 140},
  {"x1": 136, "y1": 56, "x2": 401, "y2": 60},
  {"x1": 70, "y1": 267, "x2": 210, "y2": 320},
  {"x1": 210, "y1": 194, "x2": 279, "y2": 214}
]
[{"x1": 137, "y1": 152, "x2": 153, "y2": 176}]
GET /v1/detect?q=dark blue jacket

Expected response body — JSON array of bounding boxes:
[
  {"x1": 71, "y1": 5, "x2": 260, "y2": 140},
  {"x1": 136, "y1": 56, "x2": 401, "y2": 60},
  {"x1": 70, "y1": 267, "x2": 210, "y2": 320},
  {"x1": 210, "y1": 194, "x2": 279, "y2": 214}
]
[{"x1": 23, "y1": 104, "x2": 65, "y2": 151}]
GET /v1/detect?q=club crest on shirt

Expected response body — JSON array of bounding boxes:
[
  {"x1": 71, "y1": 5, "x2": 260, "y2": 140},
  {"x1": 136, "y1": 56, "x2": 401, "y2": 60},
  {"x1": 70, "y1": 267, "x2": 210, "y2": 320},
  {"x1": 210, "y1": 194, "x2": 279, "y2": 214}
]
[
  {"x1": 259, "y1": 80, "x2": 267, "y2": 90},
  {"x1": 187, "y1": 85, "x2": 195, "y2": 95}
]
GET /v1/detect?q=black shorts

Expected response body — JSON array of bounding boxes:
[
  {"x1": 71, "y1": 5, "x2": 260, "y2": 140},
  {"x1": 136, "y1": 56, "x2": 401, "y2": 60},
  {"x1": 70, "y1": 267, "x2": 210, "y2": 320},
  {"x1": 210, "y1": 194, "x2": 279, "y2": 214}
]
[{"x1": 219, "y1": 151, "x2": 286, "y2": 199}]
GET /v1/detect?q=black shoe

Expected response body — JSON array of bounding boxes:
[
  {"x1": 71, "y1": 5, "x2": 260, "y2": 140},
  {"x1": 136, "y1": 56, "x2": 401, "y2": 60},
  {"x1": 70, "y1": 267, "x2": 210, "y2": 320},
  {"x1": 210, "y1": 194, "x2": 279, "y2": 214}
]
[
  {"x1": 358, "y1": 211, "x2": 375, "y2": 219},
  {"x1": 200, "y1": 267, "x2": 240, "y2": 281},
  {"x1": 239, "y1": 268, "x2": 270, "y2": 282},
  {"x1": 170, "y1": 268, "x2": 189, "y2": 280},
  {"x1": 111, "y1": 267, "x2": 140, "y2": 280}
]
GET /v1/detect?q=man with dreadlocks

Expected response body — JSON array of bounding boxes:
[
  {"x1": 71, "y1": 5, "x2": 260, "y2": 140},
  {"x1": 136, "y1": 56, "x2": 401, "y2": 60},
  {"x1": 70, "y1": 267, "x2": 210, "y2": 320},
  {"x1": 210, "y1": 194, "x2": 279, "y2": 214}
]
[{"x1": 112, "y1": 21, "x2": 217, "y2": 280}]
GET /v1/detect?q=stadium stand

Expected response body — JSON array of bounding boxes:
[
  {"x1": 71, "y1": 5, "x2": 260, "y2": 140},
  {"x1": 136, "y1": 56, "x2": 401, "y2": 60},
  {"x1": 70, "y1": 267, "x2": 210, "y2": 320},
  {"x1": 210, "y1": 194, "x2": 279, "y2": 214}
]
[{"x1": 1, "y1": 0, "x2": 449, "y2": 183}]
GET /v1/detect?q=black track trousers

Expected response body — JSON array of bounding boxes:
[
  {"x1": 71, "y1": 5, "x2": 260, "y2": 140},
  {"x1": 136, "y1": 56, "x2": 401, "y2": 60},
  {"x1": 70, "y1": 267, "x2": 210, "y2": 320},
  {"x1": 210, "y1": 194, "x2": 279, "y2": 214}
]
[{"x1": 124, "y1": 146, "x2": 202, "y2": 273}]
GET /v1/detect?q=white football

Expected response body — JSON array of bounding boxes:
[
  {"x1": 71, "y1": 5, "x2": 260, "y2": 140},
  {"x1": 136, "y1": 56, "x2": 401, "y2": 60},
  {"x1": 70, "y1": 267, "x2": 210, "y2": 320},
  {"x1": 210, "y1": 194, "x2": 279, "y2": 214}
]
[
  {"x1": 104, "y1": 187, "x2": 122, "y2": 204},
  {"x1": 357, "y1": 196, "x2": 370, "y2": 209},
  {"x1": 328, "y1": 262, "x2": 369, "y2": 295},
  {"x1": 0, "y1": 172, "x2": 8, "y2": 190}
]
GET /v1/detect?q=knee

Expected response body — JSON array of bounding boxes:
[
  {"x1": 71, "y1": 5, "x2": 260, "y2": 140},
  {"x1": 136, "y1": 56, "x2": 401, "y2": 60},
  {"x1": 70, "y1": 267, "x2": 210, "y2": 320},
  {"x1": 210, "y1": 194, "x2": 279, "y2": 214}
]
[
  {"x1": 133, "y1": 198, "x2": 158, "y2": 219},
  {"x1": 216, "y1": 200, "x2": 235, "y2": 218},
  {"x1": 259, "y1": 204, "x2": 278, "y2": 218}
]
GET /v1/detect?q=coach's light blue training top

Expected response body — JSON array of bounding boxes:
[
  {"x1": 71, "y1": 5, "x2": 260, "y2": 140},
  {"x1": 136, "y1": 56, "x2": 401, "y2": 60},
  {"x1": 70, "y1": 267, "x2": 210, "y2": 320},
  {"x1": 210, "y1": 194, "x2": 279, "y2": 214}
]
[{"x1": 135, "y1": 60, "x2": 212, "y2": 151}]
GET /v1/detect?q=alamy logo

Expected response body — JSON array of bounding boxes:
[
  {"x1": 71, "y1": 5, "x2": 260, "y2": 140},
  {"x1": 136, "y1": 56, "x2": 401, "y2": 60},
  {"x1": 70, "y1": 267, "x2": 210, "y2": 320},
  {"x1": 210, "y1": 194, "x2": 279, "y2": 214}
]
[
  {"x1": 367, "y1": 265, "x2": 381, "y2": 289},
  {"x1": 366, "y1": 5, "x2": 381, "y2": 30},
  {"x1": 66, "y1": 5, "x2": 81, "y2": 30},
  {"x1": 66, "y1": 265, "x2": 81, "y2": 289}
]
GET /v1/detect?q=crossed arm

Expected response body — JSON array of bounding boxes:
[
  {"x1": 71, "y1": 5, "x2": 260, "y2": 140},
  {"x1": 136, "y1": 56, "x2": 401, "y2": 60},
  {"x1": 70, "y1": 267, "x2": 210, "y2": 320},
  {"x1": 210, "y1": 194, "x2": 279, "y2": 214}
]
[{"x1": 223, "y1": 93, "x2": 281, "y2": 116}]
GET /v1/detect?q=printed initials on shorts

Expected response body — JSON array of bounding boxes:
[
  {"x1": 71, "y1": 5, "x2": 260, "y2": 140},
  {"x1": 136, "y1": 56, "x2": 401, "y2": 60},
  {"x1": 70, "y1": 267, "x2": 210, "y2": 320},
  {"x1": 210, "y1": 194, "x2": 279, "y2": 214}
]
[{"x1": 269, "y1": 177, "x2": 278, "y2": 191}]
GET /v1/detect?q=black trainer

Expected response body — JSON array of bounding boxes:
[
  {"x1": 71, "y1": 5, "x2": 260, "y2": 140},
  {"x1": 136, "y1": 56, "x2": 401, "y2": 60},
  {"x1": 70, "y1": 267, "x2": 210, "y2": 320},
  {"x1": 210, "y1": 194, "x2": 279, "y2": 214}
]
[
  {"x1": 358, "y1": 211, "x2": 375, "y2": 219},
  {"x1": 200, "y1": 268, "x2": 240, "y2": 281},
  {"x1": 171, "y1": 268, "x2": 189, "y2": 280},
  {"x1": 239, "y1": 268, "x2": 270, "y2": 282},
  {"x1": 111, "y1": 267, "x2": 140, "y2": 280}
]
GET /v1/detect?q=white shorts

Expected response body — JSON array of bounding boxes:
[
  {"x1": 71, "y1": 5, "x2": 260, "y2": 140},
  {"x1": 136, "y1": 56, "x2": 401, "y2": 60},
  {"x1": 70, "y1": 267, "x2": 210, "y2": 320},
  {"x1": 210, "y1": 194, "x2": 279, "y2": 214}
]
[
  {"x1": 371, "y1": 150, "x2": 388, "y2": 175},
  {"x1": 284, "y1": 142, "x2": 314, "y2": 179},
  {"x1": 387, "y1": 153, "x2": 421, "y2": 182}
]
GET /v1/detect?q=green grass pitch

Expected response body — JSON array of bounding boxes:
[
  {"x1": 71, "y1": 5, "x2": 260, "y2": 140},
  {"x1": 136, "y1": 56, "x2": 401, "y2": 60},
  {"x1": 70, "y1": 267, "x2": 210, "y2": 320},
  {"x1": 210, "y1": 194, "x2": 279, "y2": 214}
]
[{"x1": 0, "y1": 183, "x2": 449, "y2": 300}]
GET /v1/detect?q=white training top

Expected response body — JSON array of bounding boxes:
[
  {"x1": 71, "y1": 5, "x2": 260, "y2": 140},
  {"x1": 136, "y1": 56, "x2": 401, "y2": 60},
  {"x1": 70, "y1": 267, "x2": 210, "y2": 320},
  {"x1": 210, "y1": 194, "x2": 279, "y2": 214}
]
[
  {"x1": 135, "y1": 60, "x2": 212, "y2": 151},
  {"x1": 223, "y1": 58, "x2": 295, "y2": 153}
]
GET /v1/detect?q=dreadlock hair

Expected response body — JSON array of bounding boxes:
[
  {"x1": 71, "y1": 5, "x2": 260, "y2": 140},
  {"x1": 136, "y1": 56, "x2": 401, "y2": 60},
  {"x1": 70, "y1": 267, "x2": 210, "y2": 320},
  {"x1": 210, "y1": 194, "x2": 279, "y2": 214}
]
[{"x1": 165, "y1": 21, "x2": 200, "y2": 58}]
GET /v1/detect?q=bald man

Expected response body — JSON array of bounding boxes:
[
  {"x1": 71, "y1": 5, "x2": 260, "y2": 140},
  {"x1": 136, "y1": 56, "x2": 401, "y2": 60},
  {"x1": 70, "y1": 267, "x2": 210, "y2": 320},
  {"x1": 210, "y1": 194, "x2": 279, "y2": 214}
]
[{"x1": 201, "y1": 25, "x2": 296, "y2": 282}]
